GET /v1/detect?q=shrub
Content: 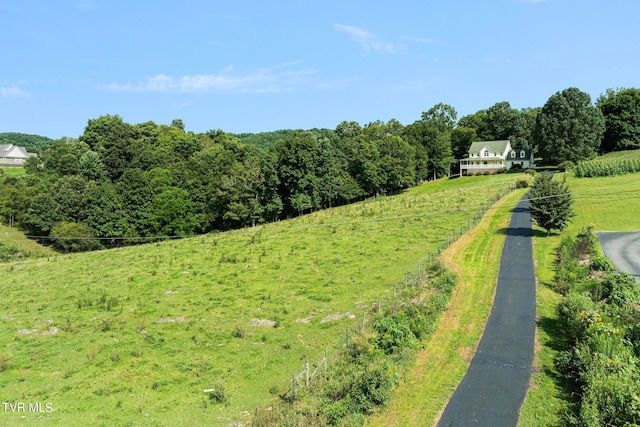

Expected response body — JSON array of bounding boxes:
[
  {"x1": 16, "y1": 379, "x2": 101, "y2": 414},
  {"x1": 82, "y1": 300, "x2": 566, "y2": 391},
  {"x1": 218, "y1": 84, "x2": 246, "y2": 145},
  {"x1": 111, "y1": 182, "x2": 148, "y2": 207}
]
[
  {"x1": 372, "y1": 316, "x2": 416, "y2": 354},
  {"x1": 589, "y1": 253, "x2": 615, "y2": 272},
  {"x1": 556, "y1": 292, "x2": 595, "y2": 343},
  {"x1": 50, "y1": 221, "x2": 102, "y2": 252},
  {"x1": 322, "y1": 358, "x2": 394, "y2": 424},
  {"x1": 602, "y1": 273, "x2": 640, "y2": 306},
  {"x1": 207, "y1": 378, "x2": 229, "y2": 404},
  {"x1": 515, "y1": 178, "x2": 530, "y2": 188},
  {"x1": 557, "y1": 160, "x2": 576, "y2": 171}
]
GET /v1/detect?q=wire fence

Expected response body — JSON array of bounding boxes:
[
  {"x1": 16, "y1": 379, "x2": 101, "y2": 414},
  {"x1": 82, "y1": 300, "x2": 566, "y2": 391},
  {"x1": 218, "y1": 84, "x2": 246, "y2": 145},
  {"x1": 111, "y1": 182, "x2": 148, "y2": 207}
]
[{"x1": 279, "y1": 183, "x2": 518, "y2": 401}]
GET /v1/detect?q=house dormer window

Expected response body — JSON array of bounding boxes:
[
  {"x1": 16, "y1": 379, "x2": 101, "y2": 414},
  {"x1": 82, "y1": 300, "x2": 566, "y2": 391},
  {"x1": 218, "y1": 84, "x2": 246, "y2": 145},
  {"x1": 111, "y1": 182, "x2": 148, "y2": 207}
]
[
  {"x1": 483, "y1": 149, "x2": 489, "y2": 157},
  {"x1": 511, "y1": 151, "x2": 516, "y2": 158},
  {"x1": 520, "y1": 150, "x2": 525, "y2": 158}
]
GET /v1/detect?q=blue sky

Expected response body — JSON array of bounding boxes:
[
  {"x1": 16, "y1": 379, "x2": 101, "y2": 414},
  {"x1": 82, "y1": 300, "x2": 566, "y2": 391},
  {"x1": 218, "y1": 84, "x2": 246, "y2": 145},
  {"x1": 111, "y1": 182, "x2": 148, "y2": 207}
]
[{"x1": 1, "y1": 1, "x2": 639, "y2": 139}]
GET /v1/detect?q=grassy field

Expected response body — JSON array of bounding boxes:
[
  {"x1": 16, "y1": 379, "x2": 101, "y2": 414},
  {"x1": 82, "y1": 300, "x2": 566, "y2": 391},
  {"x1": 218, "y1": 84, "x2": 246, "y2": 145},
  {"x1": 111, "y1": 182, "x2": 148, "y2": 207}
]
[
  {"x1": 0, "y1": 224, "x2": 56, "y2": 261},
  {"x1": 0, "y1": 168, "x2": 26, "y2": 177},
  {"x1": 0, "y1": 174, "x2": 519, "y2": 426}
]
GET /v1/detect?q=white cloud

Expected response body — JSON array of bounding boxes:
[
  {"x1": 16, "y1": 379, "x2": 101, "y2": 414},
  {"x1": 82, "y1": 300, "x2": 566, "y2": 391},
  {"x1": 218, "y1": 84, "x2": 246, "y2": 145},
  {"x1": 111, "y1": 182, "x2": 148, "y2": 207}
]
[
  {"x1": 335, "y1": 24, "x2": 396, "y2": 54},
  {"x1": 1, "y1": 85, "x2": 27, "y2": 97},
  {"x1": 107, "y1": 62, "x2": 316, "y2": 94}
]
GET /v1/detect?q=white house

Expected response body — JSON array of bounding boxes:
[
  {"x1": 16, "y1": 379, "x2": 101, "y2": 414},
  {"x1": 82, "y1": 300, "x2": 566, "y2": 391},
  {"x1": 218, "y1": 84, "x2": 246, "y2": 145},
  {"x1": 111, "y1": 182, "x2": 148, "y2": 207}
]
[
  {"x1": 505, "y1": 148, "x2": 535, "y2": 170},
  {"x1": 0, "y1": 144, "x2": 37, "y2": 168},
  {"x1": 459, "y1": 140, "x2": 512, "y2": 176}
]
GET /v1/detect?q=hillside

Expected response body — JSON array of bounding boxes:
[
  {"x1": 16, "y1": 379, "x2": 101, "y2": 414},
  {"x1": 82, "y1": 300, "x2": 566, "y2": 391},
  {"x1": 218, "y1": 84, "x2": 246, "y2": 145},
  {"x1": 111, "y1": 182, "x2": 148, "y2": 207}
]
[
  {"x1": 0, "y1": 132, "x2": 53, "y2": 154},
  {"x1": 0, "y1": 174, "x2": 519, "y2": 426}
]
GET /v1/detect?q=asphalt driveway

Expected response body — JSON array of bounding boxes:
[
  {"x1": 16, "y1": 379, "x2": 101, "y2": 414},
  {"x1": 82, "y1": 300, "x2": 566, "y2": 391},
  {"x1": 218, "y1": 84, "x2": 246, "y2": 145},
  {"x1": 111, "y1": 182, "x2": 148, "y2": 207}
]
[
  {"x1": 436, "y1": 196, "x2": 536, "y2": 427},
  {"x1": 596, "y1": 232, "x2": 640, "y2": 283}
]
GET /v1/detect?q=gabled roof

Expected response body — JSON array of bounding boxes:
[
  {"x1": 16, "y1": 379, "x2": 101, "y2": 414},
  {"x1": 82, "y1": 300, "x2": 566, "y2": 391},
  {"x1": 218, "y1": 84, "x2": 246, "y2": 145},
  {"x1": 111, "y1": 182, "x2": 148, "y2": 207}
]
[
  {"x1": 507, "y1": 148, "x2": 534, "y2": 158},
  {"x1": 0, "y1": 144, "x2": 37, "y2": 159},
  {"x1": 467, "y1": 140, "x2": 511, "y2": 154}
]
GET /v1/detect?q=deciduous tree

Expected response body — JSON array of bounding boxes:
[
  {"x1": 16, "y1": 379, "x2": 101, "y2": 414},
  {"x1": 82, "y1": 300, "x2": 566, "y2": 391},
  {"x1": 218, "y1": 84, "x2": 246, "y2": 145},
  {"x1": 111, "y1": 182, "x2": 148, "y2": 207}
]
[
  {"x1": 534, "y1": 87, "x2": 605, "y2": 164},
  {"x1": 597, "y1": 87, "x2": 640, "y2": 152}
]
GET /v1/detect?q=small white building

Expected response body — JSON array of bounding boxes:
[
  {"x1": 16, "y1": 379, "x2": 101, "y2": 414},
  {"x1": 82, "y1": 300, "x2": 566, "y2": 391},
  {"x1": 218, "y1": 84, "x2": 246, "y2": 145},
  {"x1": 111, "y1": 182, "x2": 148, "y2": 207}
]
[{"x1": 0, "y1": 144, "x2": 37, "y2": 168}]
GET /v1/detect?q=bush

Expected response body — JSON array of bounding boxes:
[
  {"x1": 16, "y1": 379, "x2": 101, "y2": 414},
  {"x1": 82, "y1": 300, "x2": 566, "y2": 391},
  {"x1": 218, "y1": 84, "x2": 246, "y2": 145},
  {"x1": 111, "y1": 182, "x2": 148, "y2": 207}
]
[
  {"x1": 207, "y1": 378, "x2": 229, "y2": 404},
  {"x1": 589, "y1": 253, "x2": 615, "y2": 272},
  {"x1": 515, "y1": 178, "x2": 529, "y2": 188},
  {"x1": 50, "y1": 221, "x2": 102, "y2": 252},
  {"x1": 322, "y1": 358, "x2": 394, "y2": 424},
  {"x1": 372, "y1": 316, "x2": 416, "y2": 354},
  {"x1": 558, "y1": 160, "x2": 576, "y2": 171},
  {"x1": 556, "y1": 292, "x2": 595, "y2": 343},
  {"x1": 602, "y1": 273, "x2": 640, "y2": 306}
]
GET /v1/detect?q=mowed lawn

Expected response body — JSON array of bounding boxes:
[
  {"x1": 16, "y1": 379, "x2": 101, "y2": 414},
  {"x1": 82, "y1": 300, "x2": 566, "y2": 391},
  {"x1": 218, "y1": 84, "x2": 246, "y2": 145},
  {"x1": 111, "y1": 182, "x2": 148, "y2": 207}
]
[{"x1": 0, "y1": 174, "x2": 518, "y2": 426}]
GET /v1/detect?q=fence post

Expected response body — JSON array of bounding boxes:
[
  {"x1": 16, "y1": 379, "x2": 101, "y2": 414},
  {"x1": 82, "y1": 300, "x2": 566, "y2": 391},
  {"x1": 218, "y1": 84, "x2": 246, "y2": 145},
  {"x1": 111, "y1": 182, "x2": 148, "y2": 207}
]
[
  {"x1": 404, "y1": 273, "x2": 407, "y2": 289},
  {"x1": 324, "y1": 347, "x2": 328, "y2": 370},
  {"x1": 361, "y1": 312, "x2": 365, "y2": 333},
  {"x1": 291, "y1": 374, "x2": 296, "y2": 399},
  {"x1": 377, "y1": 296, "x2": 381, "y2": 313},
  {"x1": 345, "y1": 327, "x2": 349, "y2": 347},
  {"x1": 417, "y1": 260, "x2": 421, "y2": 279},
  {"x1": 305, "y1": 361, "x2": 309, "y2": 387}
]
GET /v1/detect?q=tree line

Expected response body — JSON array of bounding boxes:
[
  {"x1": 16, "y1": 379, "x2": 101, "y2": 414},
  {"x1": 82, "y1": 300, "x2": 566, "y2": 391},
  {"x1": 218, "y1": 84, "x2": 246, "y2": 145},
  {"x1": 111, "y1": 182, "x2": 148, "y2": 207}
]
[{"x1": 1, "y1": 86, "x2": 639, "y2": 251}]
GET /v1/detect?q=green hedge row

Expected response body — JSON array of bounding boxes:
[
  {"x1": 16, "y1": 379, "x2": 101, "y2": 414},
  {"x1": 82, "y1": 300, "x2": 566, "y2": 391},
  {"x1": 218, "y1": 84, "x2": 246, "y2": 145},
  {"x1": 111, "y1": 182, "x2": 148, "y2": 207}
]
[{"x1": 554, "y1": 226, "x2": 640, "y2": 426}]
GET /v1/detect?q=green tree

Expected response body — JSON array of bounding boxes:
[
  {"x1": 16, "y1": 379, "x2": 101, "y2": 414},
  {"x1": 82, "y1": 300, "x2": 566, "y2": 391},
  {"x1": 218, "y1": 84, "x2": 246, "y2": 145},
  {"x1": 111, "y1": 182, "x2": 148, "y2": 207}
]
[
  {"x1": 377, "y1": 134, "x2": 416, "y2": 192},
  {"x1": 275, "y1": 132, "x2": 320, "y2": 215},
  {"x1": 338, "y1": 121, "x2": 382, "y2": 196},
  {"x1": 597, "y1": 87, "x2": 640, "y2": 152},
  {"x1": 458, "y1": 110, "x2": 493, "y2": 141},
  {"x1": 529, "y1": 172, "x2": 575, "y2": 235},
  {"x1": 50, "y1": 221, "x2": 101, "y2": 252},
  {"x1": 451, "y1": 126, "x2": 477, "y2": 161},
  {"x1": 78, "y1": 150, "x2": 106, "y2": 181},
  {"x1": 415, "y1": 103, "x2": 457, "y2": 180},
  {"x1": 534, "y1": 87, "x2": 605, "y2": 164},
  {"x1": 84, "y1": 181, "x2": 128, "y2": 241},
  {"x1": 79, "y1": 114, "x2": 136, "y2": 180},
  {"x1": 485, "y1": 101, "x2": 533, "y2": 149},
  {"x1": 151, "y1": 187, "x2": 200, "y2": 236}
]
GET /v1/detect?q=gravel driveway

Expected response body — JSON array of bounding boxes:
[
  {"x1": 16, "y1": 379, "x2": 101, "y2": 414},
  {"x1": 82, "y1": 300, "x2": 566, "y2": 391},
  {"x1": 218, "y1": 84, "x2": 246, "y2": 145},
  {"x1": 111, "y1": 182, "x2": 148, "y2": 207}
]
[{"x1": 596, "y1": 232, "x2": 640, "y2": 283}]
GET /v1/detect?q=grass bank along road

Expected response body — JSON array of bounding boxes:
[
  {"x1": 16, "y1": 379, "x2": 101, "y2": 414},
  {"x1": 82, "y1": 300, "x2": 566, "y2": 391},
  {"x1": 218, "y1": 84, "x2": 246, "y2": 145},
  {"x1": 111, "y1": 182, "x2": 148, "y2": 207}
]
[
  {"x1": 436, "y1": 196, "x2": 536, "y2": 426},
  {"x1": 365, "y1": 188, "x2": 529, "y2": 427}
]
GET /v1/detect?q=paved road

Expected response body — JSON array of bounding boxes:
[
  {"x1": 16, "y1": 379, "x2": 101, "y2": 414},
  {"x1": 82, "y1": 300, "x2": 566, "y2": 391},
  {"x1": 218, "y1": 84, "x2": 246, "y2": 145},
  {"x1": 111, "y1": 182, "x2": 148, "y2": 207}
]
[
  {"x1": 596, "y1": 232, "x2": 640, "y2": 283},
  {"x1": 437, "y1": 196, "x2": 536, "y2": 427}
]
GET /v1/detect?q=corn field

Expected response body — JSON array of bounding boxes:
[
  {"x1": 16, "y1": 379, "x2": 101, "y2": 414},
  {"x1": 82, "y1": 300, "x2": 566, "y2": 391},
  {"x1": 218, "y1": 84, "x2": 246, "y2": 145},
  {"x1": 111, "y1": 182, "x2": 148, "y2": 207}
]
[{"x1": 574, "y1": 154, "x2": 640, "y2": 178}]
